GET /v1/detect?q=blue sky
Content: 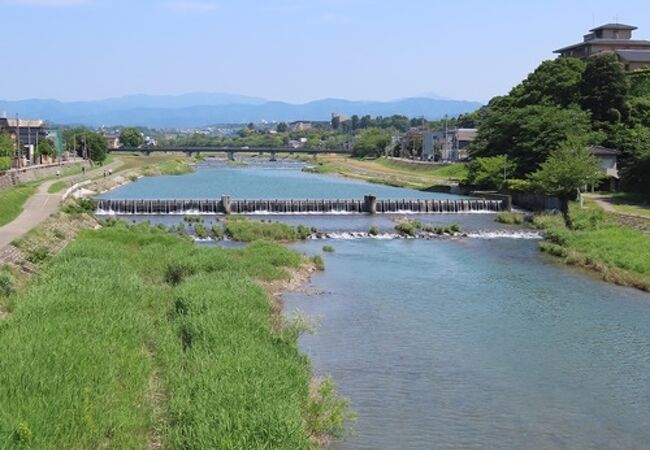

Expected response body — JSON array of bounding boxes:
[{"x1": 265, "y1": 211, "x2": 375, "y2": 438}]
[{"x1": 1, "y1": 0, "x2": 649, "y2": 103}]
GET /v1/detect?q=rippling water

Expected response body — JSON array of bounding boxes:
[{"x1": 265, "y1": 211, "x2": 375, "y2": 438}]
[
  {"x1": 104, "y1": 161, "x2": 650, "y2": 449},
  {"x1": 285, "y1": 239, "x2": 650, "y2": 450}
]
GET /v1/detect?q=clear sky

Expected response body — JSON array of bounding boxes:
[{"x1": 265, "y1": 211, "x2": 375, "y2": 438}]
[{"x1": 1, "y1": 0, "x2": 649, "y2": 103}]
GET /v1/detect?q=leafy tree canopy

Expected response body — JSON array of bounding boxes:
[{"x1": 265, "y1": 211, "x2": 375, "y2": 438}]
[
  {"x1": 352, "y1": 128, "x2": 390, "y2": 158},
  {"x1": 466, "y1": 155, "x2": 516, "y2": 190},
  {"x1": 528, "y1": 140, "x2": 603, "y2": 225},
  {"x1": 119, "y1": 127, "x2": 144, "y2": 148},
  {"x1": 579, "y1": 54, "x2": 628, "y2": 124},
  {"x1": 0, "y1": 132, "x2": 14, "y2": 158}
]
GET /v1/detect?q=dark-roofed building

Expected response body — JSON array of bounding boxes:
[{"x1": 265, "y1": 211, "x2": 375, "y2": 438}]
[{"x1": 554, "y1": 23, "x2": 650, "y2": 70}]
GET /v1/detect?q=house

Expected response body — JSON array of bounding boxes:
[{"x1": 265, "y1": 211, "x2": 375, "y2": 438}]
[
  {"x1": 423, "y1": 127, "x2": 477, "y2": 162},
  {"x1": 289, "y1": 121, "x2": 313, "y2": 132},
  {"x1": 554, "y1": 23, "x2": 650, "y2": 70},
  {"x1": 589, "y1": 145, "x2": 620, "y2": 190},
  {"x1": 104, "y1": 134, "x2": 121, "y2": 149}
]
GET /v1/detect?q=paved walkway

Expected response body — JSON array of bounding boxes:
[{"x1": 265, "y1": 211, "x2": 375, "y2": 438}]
[
  {"x1": 584, "y1": 193, "x2": 650, "y2": 220},
  {"x1": 0, "y1": 160, "x2": 122, "y2": 250}
]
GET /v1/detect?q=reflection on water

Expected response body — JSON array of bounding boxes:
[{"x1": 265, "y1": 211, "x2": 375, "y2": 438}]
[{"x1": 100, "y1": 159, "x2": 467, "y2": 200}]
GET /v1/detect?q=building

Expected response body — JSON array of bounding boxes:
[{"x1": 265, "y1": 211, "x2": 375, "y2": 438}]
[
  {"x1": 423, "y1": 127, "x2": 477, "y2": 162},
  {"x1": 0, "y1": 115, "x2": 47, "y2": 165},
  {"x1": 554, "y1": 23, "x2": 650, "y2": 70},
  {"x1": 289, "y1": 121, "x2": 313, "y2": 132},
  {"x1": 589, "y1": 145, "x2": 620, "y2": 190},
  {"x1": 104, "y1": 134, "x2": 121, "y2": 149}
]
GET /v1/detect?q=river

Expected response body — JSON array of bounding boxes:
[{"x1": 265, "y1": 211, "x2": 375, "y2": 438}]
[{"x1": 102, "y1": 160, "x2": 650, "y2": 449}]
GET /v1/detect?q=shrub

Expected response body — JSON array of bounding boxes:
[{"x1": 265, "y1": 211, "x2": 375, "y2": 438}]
[
  {"x1": 194, "y1": 223, "x2": 208, "y2": 239},
  {"x1": 62, "y1": 198, "x2": 96, "y2": 215},
  {"x1": 164, "y1": 261, "x2": 194, "y2": 286},
  {"x1": 305, "y1": 377, "x2": 354, "y2": 441},
  {"x1": 395, "y1": 222, "x2": 417, "y2": 237},
  {"x1": 322, "y1": 245, "x2": 335, "y2": 253},
  {"x1": 211, "y1": 224, "x2": 224, "y2": 239},
  {"x1": 27, "y1": 246, "x2": 50, "y2": 263},
  {"x1": 368, "y1": 226, "x2": 379, "y2": 236},
  {"x1": 0, "y1": 270, "x2": 15, "y2": 296},
  {"x1": 311, "y1": 255, "x2": 325, "y2": 271},
  {"x1": 53, "y1": 229, "x2": 66, "y2": 240},
  {"x1": 495, "y1": 212, "x2": 524, "y2": 225}
]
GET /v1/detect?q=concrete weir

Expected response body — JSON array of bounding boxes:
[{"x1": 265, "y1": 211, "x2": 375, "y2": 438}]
[{"x1": 96, "y1": 196, "x2": 505, "y2": 215}]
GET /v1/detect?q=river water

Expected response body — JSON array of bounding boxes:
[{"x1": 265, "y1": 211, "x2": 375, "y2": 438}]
[{"x1": 103, "y1": 161, "x2": 650, "y2": 449}]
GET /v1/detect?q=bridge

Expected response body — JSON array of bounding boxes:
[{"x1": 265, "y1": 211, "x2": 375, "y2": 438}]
[
  {"x1": 96, "y1": 196, "x2": 506, "y2": 215},
  {"x1": 113, "y1": 146, "x2": 352, "y2": 160}
]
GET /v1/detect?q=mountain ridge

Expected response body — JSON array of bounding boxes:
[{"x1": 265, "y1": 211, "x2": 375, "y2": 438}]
[{"x1": 0, "y1": 93, "x2": 482, "y2": 127}]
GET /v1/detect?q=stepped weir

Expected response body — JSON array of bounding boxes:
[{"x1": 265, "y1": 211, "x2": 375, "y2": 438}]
[{"x1": 96, "y1": 195, "x2": 505, "y2": 215}]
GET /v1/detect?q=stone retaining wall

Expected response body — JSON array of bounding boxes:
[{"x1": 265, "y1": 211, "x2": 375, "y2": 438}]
[{"x1": 0, "y1": 161, "x2": 87, "y2": 191}]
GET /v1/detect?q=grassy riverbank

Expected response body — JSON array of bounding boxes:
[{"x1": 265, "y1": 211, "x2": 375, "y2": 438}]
[
  {"x1": 534, "y1": 203, "x2": 650, "y2": 291},
  {"x1": 0, "y1": 183, "x2": 38, "y2": 227},
  {"x1": 0, "y1": 222, "x2": 348, "y2": 448},
  {"x1": 304, "y1": 156, "x2": 466, "y2": 190}
]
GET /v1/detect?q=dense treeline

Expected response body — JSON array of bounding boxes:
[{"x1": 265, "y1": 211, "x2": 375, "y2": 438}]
[{"x1": 471, "y1": 55, "x2": 650, "y2": 194}]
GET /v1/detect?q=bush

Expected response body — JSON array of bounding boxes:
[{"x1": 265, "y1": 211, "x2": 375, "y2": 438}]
[
  {"x1": 495, "y1": 212, "x2": 524, "y2": 225},
  {"x1": 305, "y1": 377, "x2": 354, "y2": 441},
  {"x1": 27, "y1": 246, "x2": 50, "y2": 263},
  {"x1": 505, "y1": 178, "x2": 531, "y2": 192},
  {"x1": 311, "y1": 255, "x2": 325, "y2": 271},
  {"x1": 62, "y1": 198, "x2": 96, "y2": 215},
  {"x1": 225, "y1": 218, "x2": 314, "y2": 242},
  {"x1": 194, "y1": 223, "x2": 208, "y2": 239},
  {"x1": 0, "y1": 156, "x2": 11, "y2": 171},
  {"x1": 395, "y1": 222, "x2": 417, "y2": 237},
  {"x1": 322, "y1": 245, "x2": 335, "y2": 253},
  {"x1": 368, "y1": 226, "x2": 379, "y2": 236},
  {"x1": 0, "y1": 270, "x2": 15, "y2": 296}
]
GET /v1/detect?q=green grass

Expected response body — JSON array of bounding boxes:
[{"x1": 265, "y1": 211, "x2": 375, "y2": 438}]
[
  {"x1": 0, "y1": 183, "x2": 38, "y2": 227},
  {"x1": 47, "y1": 180, "x2": 67, "y2": 193},
  {"x1": 141, "y1": 159, "x2": 195, "y2": 176},
  {"x1": 0, "y1": 224, "x2": 349, "y2": 448},
  {"x1": 375, "y1": 158, "x2": 468, "y2": 180},
  {"x1": 225, "y1": 218, "x2": 314, "y2": 242},
  {"x1": 534, "y1": 204, "x2": 650, "y2": 291}
]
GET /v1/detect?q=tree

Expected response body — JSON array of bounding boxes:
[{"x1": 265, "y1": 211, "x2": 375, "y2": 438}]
[
  {"x1": 85, "y1": 132, "x2": 108, "y2": 162},
  {"x1": 528, "y1": 141, "x2": 603, "y2": 226},
  {"x1": 276, "y1": 122, "x2": 288, "y2": 133},
  {"x1": 510, "y1": 58, "x2": 586, "y2": 108},
  {"x1": 350, "y1": 115, "x2": 360, "y2": 130},
  {"x1": 0, "y1": 132, "x2": 14, "y2": 158},
  {"x1": 471, "y1": 104, "x2": 592, "y2": 176},
  {"x1": 352, "y1": 128, "x2": 390, "y2": 158},
  {"x1": 119, "y1": 127, "x2": 144, "y2": 148},
  {"x1": 466, "y1": 155, "x2": 516, "y2": 190},
  {"x1": 359, "y1": 115, "x2": 372, "y2": 129},
  {"x1": 330, "y1": 116, "x2": 340, "y2": 130},
  {"x1": 579, "y1": 54, "x2": 628, "y2": 124},
  {"x1": 36, "y1": 140, "x2": 55, "y2": 159}
]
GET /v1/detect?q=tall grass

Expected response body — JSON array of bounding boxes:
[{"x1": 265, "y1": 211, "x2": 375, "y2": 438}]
[
  {"x1": 0, "y1": 224, "x2": 346, "y2": 448},
  {"x1": 535, "y1": 204, "x2": 650, "y2": 290},
  {"x1": 225, "y1": 217, "x2": 314, "y2": 242}
]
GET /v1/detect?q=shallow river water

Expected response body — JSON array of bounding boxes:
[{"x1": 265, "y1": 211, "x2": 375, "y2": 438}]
[{"x1": 104, "y1": 160, "x2": 650, "y2": 449}]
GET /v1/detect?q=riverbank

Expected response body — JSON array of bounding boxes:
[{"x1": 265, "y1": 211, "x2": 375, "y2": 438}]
[
  {"x1": 0, "y1": 217, "x2": 350, "y2": 448},
  {"x1": 303, "y1": 155, "x2": 466, "y2": 191},
  {"x1": 533, "y1": 203, "x2": 650, "y2": 291}
]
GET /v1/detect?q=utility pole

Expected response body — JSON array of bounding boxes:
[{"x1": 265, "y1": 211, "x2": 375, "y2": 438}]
[
  {"x1": 15, "y1": 113, "x2": 21, "y2": 168},
  {"x1": 443, "y1": 114, "x2": 448, "y2": 162}
]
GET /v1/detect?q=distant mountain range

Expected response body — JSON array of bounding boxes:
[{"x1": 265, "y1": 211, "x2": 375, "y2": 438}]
[{"x1": 0, "y1": 93, "x2": 482, "y2": 128}]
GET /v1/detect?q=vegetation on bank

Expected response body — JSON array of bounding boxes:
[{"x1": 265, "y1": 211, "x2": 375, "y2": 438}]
[
  {"x1": 394, "y1": 219, "x2": 461, "y2": 237},
  {"x1": 0, "y1": 223, "x2": 351, "y2": 448},
  {"x1": 495, "y1": 211, "x2": 525, "y2": 225},
  {"x1": 140, "y1": 158, "x2": 195, "y2": 176},
  {"x1": 224, "y1": 217, "x2": 315, "y2": 242},
  {"x1": 534, "y1": 203, "x2": 650, "y2": 291},
  {"x1": 0, "y1": 183, "x2": 38, "y2": 227}
]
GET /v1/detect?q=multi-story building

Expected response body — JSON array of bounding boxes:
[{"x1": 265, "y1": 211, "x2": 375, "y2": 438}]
[
  {"x1": 0, "y1": 115, "x2": 47, "y2": 165},
  {"x1": 554, "y1": 23, "x2": 650, "y2": 70},
  {"x1": 422, "y1": 128, "x2": 477, "y2": 162}
]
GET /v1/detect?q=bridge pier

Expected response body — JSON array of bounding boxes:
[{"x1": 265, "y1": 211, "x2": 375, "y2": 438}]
[
  {"x1": 364, "y1": 195, "x2": 377, "y2": 214},
  {"x1": 270, "y1": 152, "x2": 277, "y2": 162},
  {"x1": 221, "y1": 195, "x2": 232, "y2": 214}
]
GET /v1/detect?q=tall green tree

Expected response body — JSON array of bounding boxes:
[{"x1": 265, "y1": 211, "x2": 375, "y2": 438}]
[
  {"x1": 528, "y1": 141, "x2": 603, "y2": 226},
  {"x1": 466, "y1": 155, "x2": 515, "y2": 190},
  {"x1": 36, "y1": 140, "x2": 55, "y2": 159},
  {"x1": 352, "y1": 128, "x2": 390, "y2": 158},
  {"x1": 471, "y1": 104, "x2": 591, "y2": 175},
  {"x1": 276, "y1": 122, "x2": 288, "y2": 133},
  {"x1": 579, "y1": 54, "x2": 629, "y2": 124},
  {"x1": 0, "y1": 132, "x2": 14, "y2": 158},
  {"x1": 119, "y1": 127, "x2": 144, "y2": 148},
  {"x1": 86, "y1": 132, "x2": 108, "y2": 162},
  {"x1": 510, "y1": 58, "x2": 586, "y2": 108}
]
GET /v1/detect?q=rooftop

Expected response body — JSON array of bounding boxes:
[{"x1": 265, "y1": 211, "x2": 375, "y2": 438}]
[
  {"x1": 1, "y1": 118, "x2": 45, "y2": 128},
  {"x1": 554, "y1": 38, "x2": 650, "y2": 53},
  {"x1": 616, "y1": 49, "x2": 650, "y2": 62},
  {"x1": 590, "y1": 23, "x2": 637, "y2": 32}
]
